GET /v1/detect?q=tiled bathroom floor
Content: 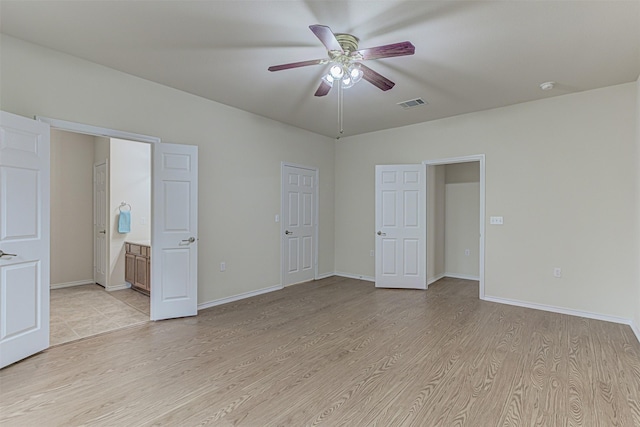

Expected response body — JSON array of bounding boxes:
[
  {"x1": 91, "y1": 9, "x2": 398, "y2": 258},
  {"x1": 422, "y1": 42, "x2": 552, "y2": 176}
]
[{"x1": 50, "y1": 284, "x2": 149, "y2": 346}]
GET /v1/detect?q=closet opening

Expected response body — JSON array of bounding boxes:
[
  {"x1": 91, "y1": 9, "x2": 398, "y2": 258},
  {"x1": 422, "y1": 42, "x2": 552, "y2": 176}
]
[{"x1": 425, "y1": 155, "x2": 485, "y2": 298}]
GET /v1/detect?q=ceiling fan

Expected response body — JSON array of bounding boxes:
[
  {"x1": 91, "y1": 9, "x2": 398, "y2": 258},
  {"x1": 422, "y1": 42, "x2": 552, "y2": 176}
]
[{"x1": 268, "y1": 25, "x2": 415, "y2": 97}]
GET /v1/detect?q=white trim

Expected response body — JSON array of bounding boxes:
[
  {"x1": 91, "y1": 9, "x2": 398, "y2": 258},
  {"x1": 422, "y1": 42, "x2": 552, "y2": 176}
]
[
  {"x1": 50, "y1": 280, "x2": 94, "y2": 290},
  {"x1": 285, "y1": 279, "x2": 315, "y2": 288},
  {"x1": 197, "y1": 284, "x2": 283, "y2": 311},
  {"x1": 105, "y1": 283, "x2": 131, "y2": 291},
  {"x1": 423, "y1": 155, "x2": 485, "y2": 300},
  {"x1": 444, "y1": 273, "x2": 480, "y2": 281},
  {"x1": 280, "y1": 162, "x2": 319, "y2": 286},
  {"x1": 35, "y1": 116, "x2": 161, "y2": 144},
  {"x1": 631, "y1": 321, "x2": 640, "y2": 344},
  {"x1": 316, "y1": 272, "x2": 335, "y2": 280},
  {"x1": 483, "y1": 295, "x2": 632, "y2": 325},
  {"x1": 428, "y1": 274, "x2": 445, "y2": 285},
  {"x1": 334, "y1": 271, "x2": 375, "y2": 282}
]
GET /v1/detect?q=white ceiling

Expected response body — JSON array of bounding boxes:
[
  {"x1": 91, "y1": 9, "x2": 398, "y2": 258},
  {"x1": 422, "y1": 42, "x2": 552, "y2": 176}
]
[{"x1": 1, "y1": 1, "x2": 639, "y2": 138}]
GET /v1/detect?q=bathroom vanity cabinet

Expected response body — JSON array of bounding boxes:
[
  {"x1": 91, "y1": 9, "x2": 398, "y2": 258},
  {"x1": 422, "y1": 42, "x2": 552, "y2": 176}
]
[{"x1": 125, "y1": 241, "x2": 151, "y2": 295}]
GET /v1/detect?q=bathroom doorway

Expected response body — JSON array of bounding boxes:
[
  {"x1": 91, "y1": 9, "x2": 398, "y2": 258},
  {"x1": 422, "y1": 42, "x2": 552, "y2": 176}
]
[{"x1": 49, "y1": 129, "x2": 150, "y2": 345}]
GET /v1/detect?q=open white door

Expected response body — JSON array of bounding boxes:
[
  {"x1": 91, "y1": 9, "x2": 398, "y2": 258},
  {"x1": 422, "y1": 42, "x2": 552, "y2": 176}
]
[
  {"x1": 93, "y1": 162, "x2": 107, "y2": 287},
  {"x1": 0, "y1": 111, "x2": 50, "y2": 368},
  {"x1": 375, "y1": 164, "x2": 426, "y2": 289},
  {"x1": 151, "y1": 142, "x2": 198, "y2": 321}
]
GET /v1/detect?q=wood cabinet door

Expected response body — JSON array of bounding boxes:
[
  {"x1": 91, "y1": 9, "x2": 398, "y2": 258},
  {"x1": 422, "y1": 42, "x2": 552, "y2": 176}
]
[
  {"x1": 125, "y1": 253, "x2": 136, "y2": 285},
  {"x1": 135, "y1": 255, "x2": 148, "y2": 291}
]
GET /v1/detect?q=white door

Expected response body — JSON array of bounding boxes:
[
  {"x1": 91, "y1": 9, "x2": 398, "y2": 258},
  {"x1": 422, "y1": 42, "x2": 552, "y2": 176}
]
[
  {"x1": 0, "y1": 111, "x2": 50, "y2": 368},
  {"x1": 93, "y1": 162, "x2": 107, "y2": 286},
  {"x1": 151, "y1": 142, "x2": 198, "y2": 321},
  {"x1": 282, "y1": 164, "x2": 317, "y2": 286},
  {"x1": 375, "y1": 165, "x2": 426, "y2": 289}
]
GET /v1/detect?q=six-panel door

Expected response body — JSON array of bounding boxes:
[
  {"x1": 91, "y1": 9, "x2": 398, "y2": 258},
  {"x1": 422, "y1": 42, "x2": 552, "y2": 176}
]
[
  {"x1": 375, "y1": 164, "x2": 426, "y2": 289},
  {"x1": 0, "y1": 111, "x2": 50, "y2": 368}
]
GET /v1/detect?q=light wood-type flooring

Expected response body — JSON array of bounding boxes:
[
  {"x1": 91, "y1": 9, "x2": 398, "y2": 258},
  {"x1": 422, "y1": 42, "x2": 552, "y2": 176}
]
[{"x1": 2, "y1": 277, "x2": 640, "y2": 426}]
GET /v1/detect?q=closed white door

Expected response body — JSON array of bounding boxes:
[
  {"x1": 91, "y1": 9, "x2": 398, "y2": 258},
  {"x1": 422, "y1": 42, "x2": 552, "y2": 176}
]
[
  {"x1": 282, "y1": 164, "x2": 317, "y2": 286},
  {"x1": 93, "y1": 162, "x2": 107, "y2": 286},
  {"x1": 0, "y1": 111, "x2": 50, "y2": 368},
  {"x1": 375, "y1": 165, "x2": 426, "y2": 289},
  {"x1": 151, "y1": 142, "x2": 198, "y2": 321}
]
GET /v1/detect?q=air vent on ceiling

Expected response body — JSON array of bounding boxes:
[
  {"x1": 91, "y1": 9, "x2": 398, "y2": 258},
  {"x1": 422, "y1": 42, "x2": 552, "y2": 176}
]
[{"x1": 397, "y1": 98, "x2": 427, "y2": 110}]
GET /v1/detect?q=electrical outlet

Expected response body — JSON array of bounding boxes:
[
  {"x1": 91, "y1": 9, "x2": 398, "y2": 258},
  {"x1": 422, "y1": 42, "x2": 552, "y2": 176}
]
[
  {"x1": 553, "y1": 267, "x2": 562, "y2": 278},
  {"x1": 490, "y1": 216, "x2": 504, "y2": 225},
  {"x1": 220, "y1": 261, "x2": 226, "y2": 272},
  {"x1": 370, "y1": 250, "x2": 374, "y2": 257},
  {"x1": 464, "y1": 249, "x2": 470, "y2": 256}
]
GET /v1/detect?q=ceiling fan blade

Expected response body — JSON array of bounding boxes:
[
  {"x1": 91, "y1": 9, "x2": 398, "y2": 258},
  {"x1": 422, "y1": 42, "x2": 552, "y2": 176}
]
[
  {"x1": 314, "y1": 80, "x2": 332, "y2": 97},
  {"x1": 309, "y1": 24, "x2": 343, "y2": 53},
  {"x1": 360, "y1": 64, "x2": 395, "y2": 91},
  {"x1": 268, "y1": 59, "x2": 326, "y2": 72},
  {"x1": 353, "y1": 41, "x2": 415, "y2": 61}
]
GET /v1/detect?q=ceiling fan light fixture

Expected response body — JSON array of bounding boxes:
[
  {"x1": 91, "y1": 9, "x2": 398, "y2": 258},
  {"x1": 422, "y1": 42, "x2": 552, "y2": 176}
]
[
  {"x1": 348, "y1": 64, "x2": 363, "y2": 84},
  {"x1": 322, "y1": 74, "x2": 335, "y2": 85},
  {"x1": 329, "y1": 65, "x2": 344, "y2": 79},
  {"x1": 341, "y1": 75, "x2": 355, "y2": 89}
]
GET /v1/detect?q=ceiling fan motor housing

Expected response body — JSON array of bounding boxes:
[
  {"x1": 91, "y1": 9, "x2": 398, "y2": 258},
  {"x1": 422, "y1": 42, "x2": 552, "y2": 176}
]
[{"x1": 334, "y1": 33, "x2": 360, "y2": 53}]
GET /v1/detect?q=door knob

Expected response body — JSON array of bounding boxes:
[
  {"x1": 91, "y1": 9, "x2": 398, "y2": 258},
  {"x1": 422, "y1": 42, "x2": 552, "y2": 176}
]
[
  {"x1": 181, "y1": 237, "x2": 196, "y2": 244},
  {"x1": 0, "y1": 250, "x2": 17, "y2": 258},
  {"x1": 377, "y1": 231, "x2": 386, "y2": 236},
  {"x1": 99, "y1": 230, "x2": 106, "y2": 234},
  {"x1": 285, "y1": 230, "x2": 293, "y2": 235}
]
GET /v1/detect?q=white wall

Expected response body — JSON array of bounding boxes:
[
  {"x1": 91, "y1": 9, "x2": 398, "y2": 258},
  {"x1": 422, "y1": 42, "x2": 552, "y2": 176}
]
[
  {"x1": 109, "y1": 138, "x2": 151, "y2": 288},
  {"x1": 50, "y1": 129, "x2": 95, "y2": 286},
  {"x1": 0, "y1": 35, "x2": 335, "y2": 305},
  {"x1": 444, "y1": 162, "x2": 480, "y2": 279},
  {"x1": 335, "y1": 82, "x2": 638, "y2": 320}
]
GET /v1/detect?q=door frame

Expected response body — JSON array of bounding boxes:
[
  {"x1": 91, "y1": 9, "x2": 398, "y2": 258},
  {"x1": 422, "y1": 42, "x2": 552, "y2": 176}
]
[
  {"x1": 36, "y1": 116, "x2": 161, "y2": 316},
  {"x1": 423, "y1": 155, "x2": 485, "y2": 299},
  {"x1": 280, "y1": 162, "x2": 319, "y2": 287}
]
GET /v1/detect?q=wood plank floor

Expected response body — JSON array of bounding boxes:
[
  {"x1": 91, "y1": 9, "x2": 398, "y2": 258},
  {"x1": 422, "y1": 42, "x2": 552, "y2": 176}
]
[{"x1": 1, "y1": 277, "x2": 639, "y2": 426}]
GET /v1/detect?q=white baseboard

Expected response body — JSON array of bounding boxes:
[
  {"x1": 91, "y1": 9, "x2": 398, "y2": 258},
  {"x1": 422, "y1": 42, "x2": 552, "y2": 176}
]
[
  {"x1": 444, "y1": 273, "x2": 480, "y2": 281},
  {"x1": 105, "y1": 283, "x2": 131, "y2": 291},
  {"x1": 428, "y1": 274, "x2": 445, "y2": 286},
  {"x1": 198, "y1": 284, "x2": 283, "y2": 311},
  {"x1": 334, "y1": 271, "x2": 375, "y2": 282},
  {"x1": 631, "y1": 321, "x2": 640, "y2": 344},
  {"x1": 316, "y1": 272, "x2": 335, "y2": 280},
  {"x1": 50, "y1": 280, "x2": 94, "y2": 289},
  {"x1": 483, "y1": 295, "x2": 632, "y2": 326}
]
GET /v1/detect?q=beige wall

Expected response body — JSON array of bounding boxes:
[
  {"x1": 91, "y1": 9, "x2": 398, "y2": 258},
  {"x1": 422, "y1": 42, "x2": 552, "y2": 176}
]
[
  {"x1": 50, "y1": 129, "x2": 95, "y2": 286},
  {"x1": 445, "y1": 182, "x2": 480, "y2": 278},
  {"x1": 444, "y1": 162, "x2": 480, "y2": 278},
  {"x1": 427, "y1": 165, "x2": 445, "y2": 282},
  {"x1": 335, "y1": 82, "x2": 638, "y2": 320},
  {"x1": 1, "y1": 35, "x2": 335, "y2": 305},
  {"x1": 109, "y1": 138, "x2": 151, "y2": 288},
  {"x1": 446, "y1": 162, "x2": 480, "y2": 184},
  {"x1": 2, "y1": 35, "x2": 639, "y2": 326},
  {"x1": 635, "y1": 76, "x2": 640, "y2": 333}
]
